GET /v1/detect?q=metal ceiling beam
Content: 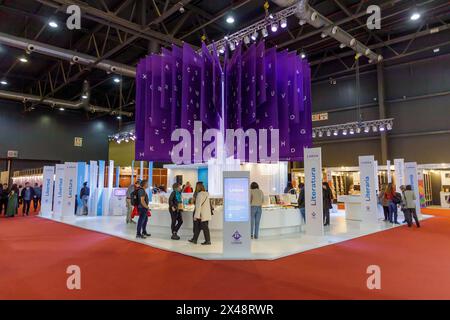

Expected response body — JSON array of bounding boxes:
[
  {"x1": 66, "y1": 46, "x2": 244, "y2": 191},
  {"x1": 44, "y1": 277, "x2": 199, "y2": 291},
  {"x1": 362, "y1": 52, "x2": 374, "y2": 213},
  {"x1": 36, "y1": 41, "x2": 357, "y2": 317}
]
[{"x1": 36, "y1": 0, "x2": 189, "y2": 47}]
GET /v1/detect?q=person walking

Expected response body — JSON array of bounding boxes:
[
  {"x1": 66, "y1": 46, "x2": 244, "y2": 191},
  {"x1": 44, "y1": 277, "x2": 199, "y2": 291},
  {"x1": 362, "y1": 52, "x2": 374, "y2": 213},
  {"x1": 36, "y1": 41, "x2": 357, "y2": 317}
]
[
  {"x1": 402, "y1": 185, "x2": 420, "y2": 228},
  {"x1": 136, "y1": 180, "x2": 151, "y2": 239},
  {"x1": 79, "y1": 182, "x2": 90, "y2": 215},
  {"x1": 298, "y1": 183, "x2": 306, "y2": 224},
  {"x1": 126, "y1": 180, "x2": 140, "y2": 224},
  {"x1": 0, "y1": 184, "x2": 9, "y2": 215},
  {"x1": 21, "y1": 182, "x2": 34, "y2": 216},
  {"x1": 6, "y1": 185, "x2": 19, "y2": 218},
  {"x1": 168, "y1": 183, "x2": 184, "y2": 240},
  {"x1": 322, "y1": 182, "x2": 333, "y2": 226},
  {"x1": 33, "y1": 183, "x2": 42, "y2": 212},
  {"x1": 250, "y1": 182, "x2": 264, "y2": 239},
  {"x1": 189, "y1": 183, "x2": 212, "y2": 245}
]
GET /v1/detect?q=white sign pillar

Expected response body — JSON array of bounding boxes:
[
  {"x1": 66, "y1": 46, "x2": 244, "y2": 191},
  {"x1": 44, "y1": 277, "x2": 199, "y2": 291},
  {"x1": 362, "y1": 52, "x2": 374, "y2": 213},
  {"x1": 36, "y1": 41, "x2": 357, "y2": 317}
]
[
  {"x1": 304, "y1": 147, "x2": 324, "y2": 236},
  {"x1": 359, "y1": 155, "x2": 379, "y2": 223},
  {"x1": 394, "y1": 159, "x2": 405, "y2": 192},
  {"x1": 53, "y1": 164, "x2": 65, "y2": 216},
  {"x1": 61, "y1": 162, "x2": 77, "y2": 216},
  {"x1": 88, "y1": 161, "x2": 98, "y2": 216},
  {"x1": 40, "y1": 166, "x2": 55, "y2": 216},
  {"x1": 223, "y1": 171, "x2": 251, "y2": 258},
  {"x1": 387, "y1": 160, "x2": 392, "y2": 183},
  {"x1": 102, "y1": 160, "x2": 114, "y2": 216},
  {"x1": 405, "y1": 162, "x2": 422, "y2": 220}
]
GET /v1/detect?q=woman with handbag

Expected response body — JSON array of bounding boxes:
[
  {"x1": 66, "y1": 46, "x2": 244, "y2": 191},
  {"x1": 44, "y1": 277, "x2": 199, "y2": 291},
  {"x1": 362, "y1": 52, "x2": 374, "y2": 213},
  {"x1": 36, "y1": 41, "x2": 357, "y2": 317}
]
[
  {"x1": 168, "y1": 183, "x2": 184, "y2": 240},
  {"x1": 189, "y1": 182, "x2": 212, "y2": 245}
]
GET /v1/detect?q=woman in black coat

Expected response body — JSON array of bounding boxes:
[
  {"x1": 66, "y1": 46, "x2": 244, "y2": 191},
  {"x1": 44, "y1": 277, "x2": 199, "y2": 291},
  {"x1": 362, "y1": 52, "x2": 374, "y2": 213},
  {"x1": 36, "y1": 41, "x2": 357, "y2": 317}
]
[{"x1": 322, "y1": 182, "x2": 333, "y2": 226}]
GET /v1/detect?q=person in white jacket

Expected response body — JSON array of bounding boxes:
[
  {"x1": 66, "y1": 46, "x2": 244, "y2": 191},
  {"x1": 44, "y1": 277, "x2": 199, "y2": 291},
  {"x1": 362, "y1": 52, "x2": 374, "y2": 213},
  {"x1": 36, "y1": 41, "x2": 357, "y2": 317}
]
[
  {"x1": 189, "y1": 183, "x2": 212, "y2": 245},
  {"x1": 402, "y1": 185, "x2": 420, "y2": 228}
]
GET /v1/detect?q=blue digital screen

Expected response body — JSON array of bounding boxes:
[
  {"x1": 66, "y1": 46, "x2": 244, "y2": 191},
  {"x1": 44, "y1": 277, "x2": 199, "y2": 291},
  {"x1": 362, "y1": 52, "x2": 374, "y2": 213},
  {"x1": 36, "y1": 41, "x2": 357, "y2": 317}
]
[{"x1": 224, "y1": 177, "x2": 249, "y2": 222}]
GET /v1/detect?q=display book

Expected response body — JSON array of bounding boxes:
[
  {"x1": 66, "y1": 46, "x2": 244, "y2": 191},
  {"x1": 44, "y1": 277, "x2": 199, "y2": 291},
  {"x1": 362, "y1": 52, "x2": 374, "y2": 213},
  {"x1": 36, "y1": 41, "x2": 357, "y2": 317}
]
[{"x1": 150, "y1": 192, "x2": 298, "y2": 211}]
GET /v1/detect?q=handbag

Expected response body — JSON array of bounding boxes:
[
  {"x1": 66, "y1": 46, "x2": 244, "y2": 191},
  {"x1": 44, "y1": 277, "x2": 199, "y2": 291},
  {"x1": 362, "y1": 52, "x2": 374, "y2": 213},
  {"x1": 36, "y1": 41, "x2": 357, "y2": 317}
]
[{"x1": 200, "y1": 195, "x2": 214, "y2": 215}]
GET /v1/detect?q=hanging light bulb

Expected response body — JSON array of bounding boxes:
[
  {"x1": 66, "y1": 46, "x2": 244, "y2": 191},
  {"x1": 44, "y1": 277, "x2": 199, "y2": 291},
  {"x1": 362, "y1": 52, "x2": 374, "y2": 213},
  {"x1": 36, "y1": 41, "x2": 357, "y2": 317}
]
[
  {"x1": 271, "y1": 22, "x2": 278, "y2": 32},
  {"x1": 280, "y1": 18, "x2": 287, "y2": 28}
]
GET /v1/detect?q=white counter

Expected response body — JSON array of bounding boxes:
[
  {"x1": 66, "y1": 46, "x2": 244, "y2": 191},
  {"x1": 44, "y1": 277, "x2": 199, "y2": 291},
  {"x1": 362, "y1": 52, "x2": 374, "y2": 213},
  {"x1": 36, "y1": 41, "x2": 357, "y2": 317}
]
[
  {"x1": 440, "y1": 192, "x2": 450, "y2": 208},
  {"x1": 147, "y1": 204, "x2": 302, "y2": 236},
  {"x1": 337, "y1": 195, "x2": 363, "y2": 221}
]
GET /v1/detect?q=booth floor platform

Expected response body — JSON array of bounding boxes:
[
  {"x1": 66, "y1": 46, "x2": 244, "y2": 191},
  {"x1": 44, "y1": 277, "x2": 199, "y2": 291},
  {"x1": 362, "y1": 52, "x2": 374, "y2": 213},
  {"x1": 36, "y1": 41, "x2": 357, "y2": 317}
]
[{"x1": 40, "y1": 210, "x2": 430, "y2": 260}]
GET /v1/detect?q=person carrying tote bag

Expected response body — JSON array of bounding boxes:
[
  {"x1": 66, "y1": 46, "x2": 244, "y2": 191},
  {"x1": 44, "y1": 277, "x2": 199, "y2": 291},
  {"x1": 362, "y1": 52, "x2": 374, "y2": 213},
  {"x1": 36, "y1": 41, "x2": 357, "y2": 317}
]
[
  {"x1": 189, "y1": 183, "x2": 212, "y2": 245},
  {"x1": 168, "y1": 183, "x2": 183, "y2": 240}
]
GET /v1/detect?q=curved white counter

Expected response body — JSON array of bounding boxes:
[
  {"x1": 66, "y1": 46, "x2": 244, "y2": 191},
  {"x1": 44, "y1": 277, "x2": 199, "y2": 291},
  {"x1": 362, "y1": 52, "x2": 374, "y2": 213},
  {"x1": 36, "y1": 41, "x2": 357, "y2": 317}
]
[{"x1": 147, "y1": 204, "x2": 303, "y2": 236}]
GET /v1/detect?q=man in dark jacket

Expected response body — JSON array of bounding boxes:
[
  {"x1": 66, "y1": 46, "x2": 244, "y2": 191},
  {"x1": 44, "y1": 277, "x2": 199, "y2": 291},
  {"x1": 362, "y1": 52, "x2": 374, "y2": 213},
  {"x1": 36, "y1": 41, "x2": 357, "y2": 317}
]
[
  {"x1": 80, "y1": 182, "x2": 90, "y2": 215},
  {"x1": 21, "y1": 182, "x2": 35, "y2": 216},
  {"x1": 0, "y1": 184, "x2": 9, "y2": 215},
  {"x1": 168, "y1": 182, "x2": 183, "y2": 240}
]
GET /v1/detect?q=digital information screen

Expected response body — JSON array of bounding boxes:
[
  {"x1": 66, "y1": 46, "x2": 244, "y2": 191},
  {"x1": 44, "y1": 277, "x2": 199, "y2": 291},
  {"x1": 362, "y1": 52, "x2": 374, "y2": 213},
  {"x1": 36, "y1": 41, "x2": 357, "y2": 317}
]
[{"x1": 224, "y1": 177, "x2": 249, "y2": 222}]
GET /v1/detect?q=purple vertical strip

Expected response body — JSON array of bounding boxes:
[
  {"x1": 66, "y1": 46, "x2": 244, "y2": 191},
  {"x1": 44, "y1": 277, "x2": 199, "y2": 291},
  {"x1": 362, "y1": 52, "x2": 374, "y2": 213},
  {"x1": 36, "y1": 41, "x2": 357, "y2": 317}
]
[
  {"x1": 171, "y1": 45, "x2": 183, "y2": 131},
  {"x1": 135, "y1": 61, "x2": 145, "y2": 160},
  {"x1": 256, "y1": 41, "x2": 266, "y2": 107}
]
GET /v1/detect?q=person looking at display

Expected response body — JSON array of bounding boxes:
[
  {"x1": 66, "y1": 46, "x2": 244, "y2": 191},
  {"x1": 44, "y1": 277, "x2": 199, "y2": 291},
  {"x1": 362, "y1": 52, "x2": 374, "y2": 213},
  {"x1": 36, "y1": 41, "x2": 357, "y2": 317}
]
[
  {"x1": 168, "y1": 183, "x2": 184, "y2": 240},
  {"x1": 125, "y1": 179, "x2": 140, "y2": 224},
  {"x1": 21, "y1": 182, "x2": 34, "y2": 216},
  {"x1": 33, "y1": 183, "x2": 42, "y2": 212},
  {"x1": 136, "y1": 180, "x2": 151, "y2": 239},
  {"x1": 379, "y1": 185, "x2": 389, "y2": 221},
  {"x1": 183, "y1": 181, "x2": 193, "y2": 193},
  {"x1": 250, "y1": 182, "x2": 264, "y2": 239},
  {"x1": 189, "y1": 182, "x2": 212, "y2": 245},
  {"x1": 0, "y1": 184, "x2": 9, "y2": 216},
  {"x1": 298, "y1": 183, "x2": 306, "y2": 224},
  {"x1": 384, "y1": 183, "x2": 399, "y2": 223},
  {"x1": 79, "y1": 182, "x2": 90, "y2": 215},
  {"x1": 322, "y1": 182, "x2": 333, "y2": 226},
  {"x1": 402, "y1": 185, "x2": 420, "y2": 228}
]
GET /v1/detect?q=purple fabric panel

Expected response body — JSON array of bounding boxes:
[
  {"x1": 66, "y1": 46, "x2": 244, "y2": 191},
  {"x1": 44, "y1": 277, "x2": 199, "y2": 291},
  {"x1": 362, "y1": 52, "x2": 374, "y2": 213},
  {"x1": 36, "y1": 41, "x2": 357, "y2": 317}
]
[
  {"x1": 242, "y1": 44, "x2": 257, "y2": 128},
  {"x1": 256, "y1": 41, "x2": 266, "y2": 107},
  {"x1": 287, "y1": 52, "x2": 300, "y2": 125},
  {"x1": 150, "y1": 55, "x2": 162, "y2": 127},
  {"x1": 181, "y1": 43, "x2": 201, "y2": 132},
  {"x1": 296, "y1": 56, "x2": 305, "y2": 113},
  {"x1": 277, "y1": 50, "x2": 290, "y2": 159},
  {"x1": 171, "y1": 45, "x2": 183, "y2": 131},
  {"x1": 134, "y1": 61, "x2": 145, "y2": 160},
  {"x1": 161, "y1": 48, "x2": 172, "y2": 111}
]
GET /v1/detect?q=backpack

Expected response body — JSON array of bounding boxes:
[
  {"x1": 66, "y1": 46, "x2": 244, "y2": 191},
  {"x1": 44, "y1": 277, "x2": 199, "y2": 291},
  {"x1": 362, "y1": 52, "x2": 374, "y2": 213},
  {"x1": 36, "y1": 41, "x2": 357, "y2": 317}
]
[{"x1": 130, "y1": 188, "x2": 141, "y2": 206}]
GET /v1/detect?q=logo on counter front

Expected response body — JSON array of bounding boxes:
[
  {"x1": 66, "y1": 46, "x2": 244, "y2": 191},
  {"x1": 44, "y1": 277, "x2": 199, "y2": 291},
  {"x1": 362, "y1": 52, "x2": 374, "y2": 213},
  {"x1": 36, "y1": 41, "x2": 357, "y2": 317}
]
[{"x1": 231, "y1": 230, "x2": 242, "y2": 244}]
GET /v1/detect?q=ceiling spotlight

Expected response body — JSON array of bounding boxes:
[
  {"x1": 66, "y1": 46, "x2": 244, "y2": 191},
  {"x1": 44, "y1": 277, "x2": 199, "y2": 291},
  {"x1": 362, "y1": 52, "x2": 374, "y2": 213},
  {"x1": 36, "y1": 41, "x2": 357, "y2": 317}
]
[
  {"x1": 356, "y1": 127, "x2": 361, "y2": 134},
  {"x1": 113, "y1": 77, "x2": 121, "y2": 83},
  {"x1": 378, "y1": 55, "x2": 383, "y2": 62},
  {"x1": 229, "y1": 42, "x2": 236, "y2": 51},
  {"x1": 117, "y1": 139, "x2": 121, "y2": 144},
  {"x1": 365, "y1": 48, "x2": 372, "y2": 56},
  {"x1": 379, "y1": 124, "x2": 385, "y2": 132},
  {"x1": 410, "y1": 12, "x2": 421, "y2": 21},
  {"x1": 251, "y1": 31, "x2": 258, "y2": 41},
  {"x1": 342, "y1": 129, "x2": 348, "y2": 136},
  {"x1": 299, "y1": 19, "x2": 306, "y2": 26},
  {"x1": 300, "y1": 52, "x2": 306, "y2": 59},
  {"x1": 243, "y1": 35, "x2": 250, "y2": 45},
  {"x1": 433, "y1": 48, "x2": 440, "y2": 53},
  {"x1": 19, "y1": 57, "x2": 28, "y2": 63},
  {"x1": 326, "y1": 130, "x2": 332, "y2": 137},
  {"x1": 224, "y1": 35, "x2": 229, "y2": 40},
  {"x1": 271, "y1": 22, "x2": 278, "y2": 32},
  {"x1": 350, "y1": 38, "x2": 356, "y2": 47},
  {"x1": 261, "y1": 27, "x2": 268, "y2": 38},
  {"x1": 48, "y1": 21, "x2": 58, "y2": 28},
  {"x1": 318, "y1": 130, "x2": 324, "y2": 138},
  {"x1": 349, "y1": 128, "x2": 355, "y2": 135},
  {"x1": 179, "y1": 6, "x2": 185, "y2": 14},
  {"x1": 321, "y1": 32, "x2": 327, "y2": 39},
  {"x1": 364, "y1": 126, "x2": 370, "y2": 133},
  {"x1": 59, "y1": 107, "x2": 65, "y2": 111},
  {"x1": 116, "y1": 116, "x2": 122, "y2": 120},
  {"x1": 226, "y1": 15, "x2": 235, "y2": 24},
  {"x1": 269, "y1": 14, "x2": 274, "y2": 20},
  {"x1": 333, "y1": 129, "x2": 339, "y2": 136},
  {"x1": 312, "y1": 131, "x2": 316, "y2": 138},
  {"x1": 331, "y1": 26, "x2": 338, "y2": 34},
  {"x1": 339, "y1": 43, "x2": 346, "y2": 49},
  {"x1": 0, "y1": 80, "x2": 7, "y2": 85},
  {"x1": 218, "y1": 46, "x2": 225, "y2": 54},
  {"x1": 311, "y1": 12, "x2": 318, "y2": 21},
  {"x1": 280, "y1": 18, "x2": 287, "y2": 29},
  {"x1": 387, "y1": 123, "x2": 393, "y2": 131},
  {"x1": 81, "y1": 94, "x2": 88, "y2": 99},
  {"x1": 372, "y1": 125, "x2": 378, "y2": 132}
]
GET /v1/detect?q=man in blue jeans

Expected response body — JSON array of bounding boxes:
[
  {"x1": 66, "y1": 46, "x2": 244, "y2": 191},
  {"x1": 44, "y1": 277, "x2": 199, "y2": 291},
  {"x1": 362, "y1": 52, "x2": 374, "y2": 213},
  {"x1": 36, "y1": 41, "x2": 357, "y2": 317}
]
[
  {"x1": 298, "y1": 183, "x2": 306, "y2": 224},
  {"x1": 136, "y1": 180, "x2": 151, "y2": 239},
  {"x1": 21, "y1": 182, "x2": 34, "y2": 216}
]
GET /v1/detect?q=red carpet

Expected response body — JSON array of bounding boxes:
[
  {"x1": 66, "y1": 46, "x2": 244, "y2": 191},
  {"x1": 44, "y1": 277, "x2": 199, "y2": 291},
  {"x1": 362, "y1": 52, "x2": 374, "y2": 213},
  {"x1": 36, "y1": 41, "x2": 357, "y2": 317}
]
[{"x1": 1, "y1": 213, "x2": 450, "y2": 300}]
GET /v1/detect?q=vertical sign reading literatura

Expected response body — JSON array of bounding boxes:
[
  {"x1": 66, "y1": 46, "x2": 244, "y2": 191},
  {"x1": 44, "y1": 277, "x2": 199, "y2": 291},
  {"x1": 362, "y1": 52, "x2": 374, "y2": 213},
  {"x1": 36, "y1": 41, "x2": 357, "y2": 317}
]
[
  {"x1": 53, "y1": 164, "x2": 65, "y2": 216},
  {"x1": 40, "y1": 166, "x2": 55, "y2": 215},
  {"x1": 304, "y1": 148, "x2": 324, "y2": 236},
  {"x1": 359, "y1": 155, "x2": 379, "y2": 223},
  {"x1": 405, "y1": 162, "x2": 422, "y2": 220},
  {"x1": 61, "y1": 162, "x2": 77, "y2": 216},
  {"x1": 394, "y1": 159, "x2": 405, "y2": 192}
]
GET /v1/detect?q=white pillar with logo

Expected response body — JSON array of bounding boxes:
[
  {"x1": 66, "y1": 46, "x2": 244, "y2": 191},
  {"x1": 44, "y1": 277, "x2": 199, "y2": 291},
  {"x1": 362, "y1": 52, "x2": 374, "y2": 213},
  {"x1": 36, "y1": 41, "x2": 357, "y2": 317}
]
[
  {"x1": 405, "y1": 162, "x2": 422, "y2": 220},
  {"x1": 53, "y1": 164, "x2": 65, "y2": 216},
  {"x1": 394, "y1": 159, "x2": 405, "y2": 192},
  {"x1": 304, "y1": 147, "x2": 324, "y2": 236},
  {"x1": 61, "y1": 162, "x2": 77, "y2": 217},
  {"x1": 223, "y1": 171, "x2": 251, "y2": 258},
  {"x1": 359, "y1": 155, "x2": 379, "y2": 223},
  {"x1": 40, "y1": 166, "x2": 55, "y2": 216}
]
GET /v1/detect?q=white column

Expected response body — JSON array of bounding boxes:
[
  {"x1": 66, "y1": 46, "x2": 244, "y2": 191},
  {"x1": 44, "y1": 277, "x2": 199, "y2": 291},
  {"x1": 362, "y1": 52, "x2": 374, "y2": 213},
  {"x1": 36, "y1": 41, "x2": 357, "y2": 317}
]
[
  {"x1": 394, "y1": 159, "x2": 405, "y2": 192},
  {"x1": 53, "y1": 164, "x2": 65, "y2": 216},
  {"x1": 405, "y1": 162, "x2": 422, "y2": 220},
  {"x1": 61, "y1": 162, "x2": 77, "y2": 216},
  {"x1": 40, "y1": 166, "x2": 55, "y2": 216},
  {"x1": 304, "y1": 147, "x2": 324, "y2": 236},
  {"x1": 359, "y1": 155, "x2": 379, "y2": 223}
]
